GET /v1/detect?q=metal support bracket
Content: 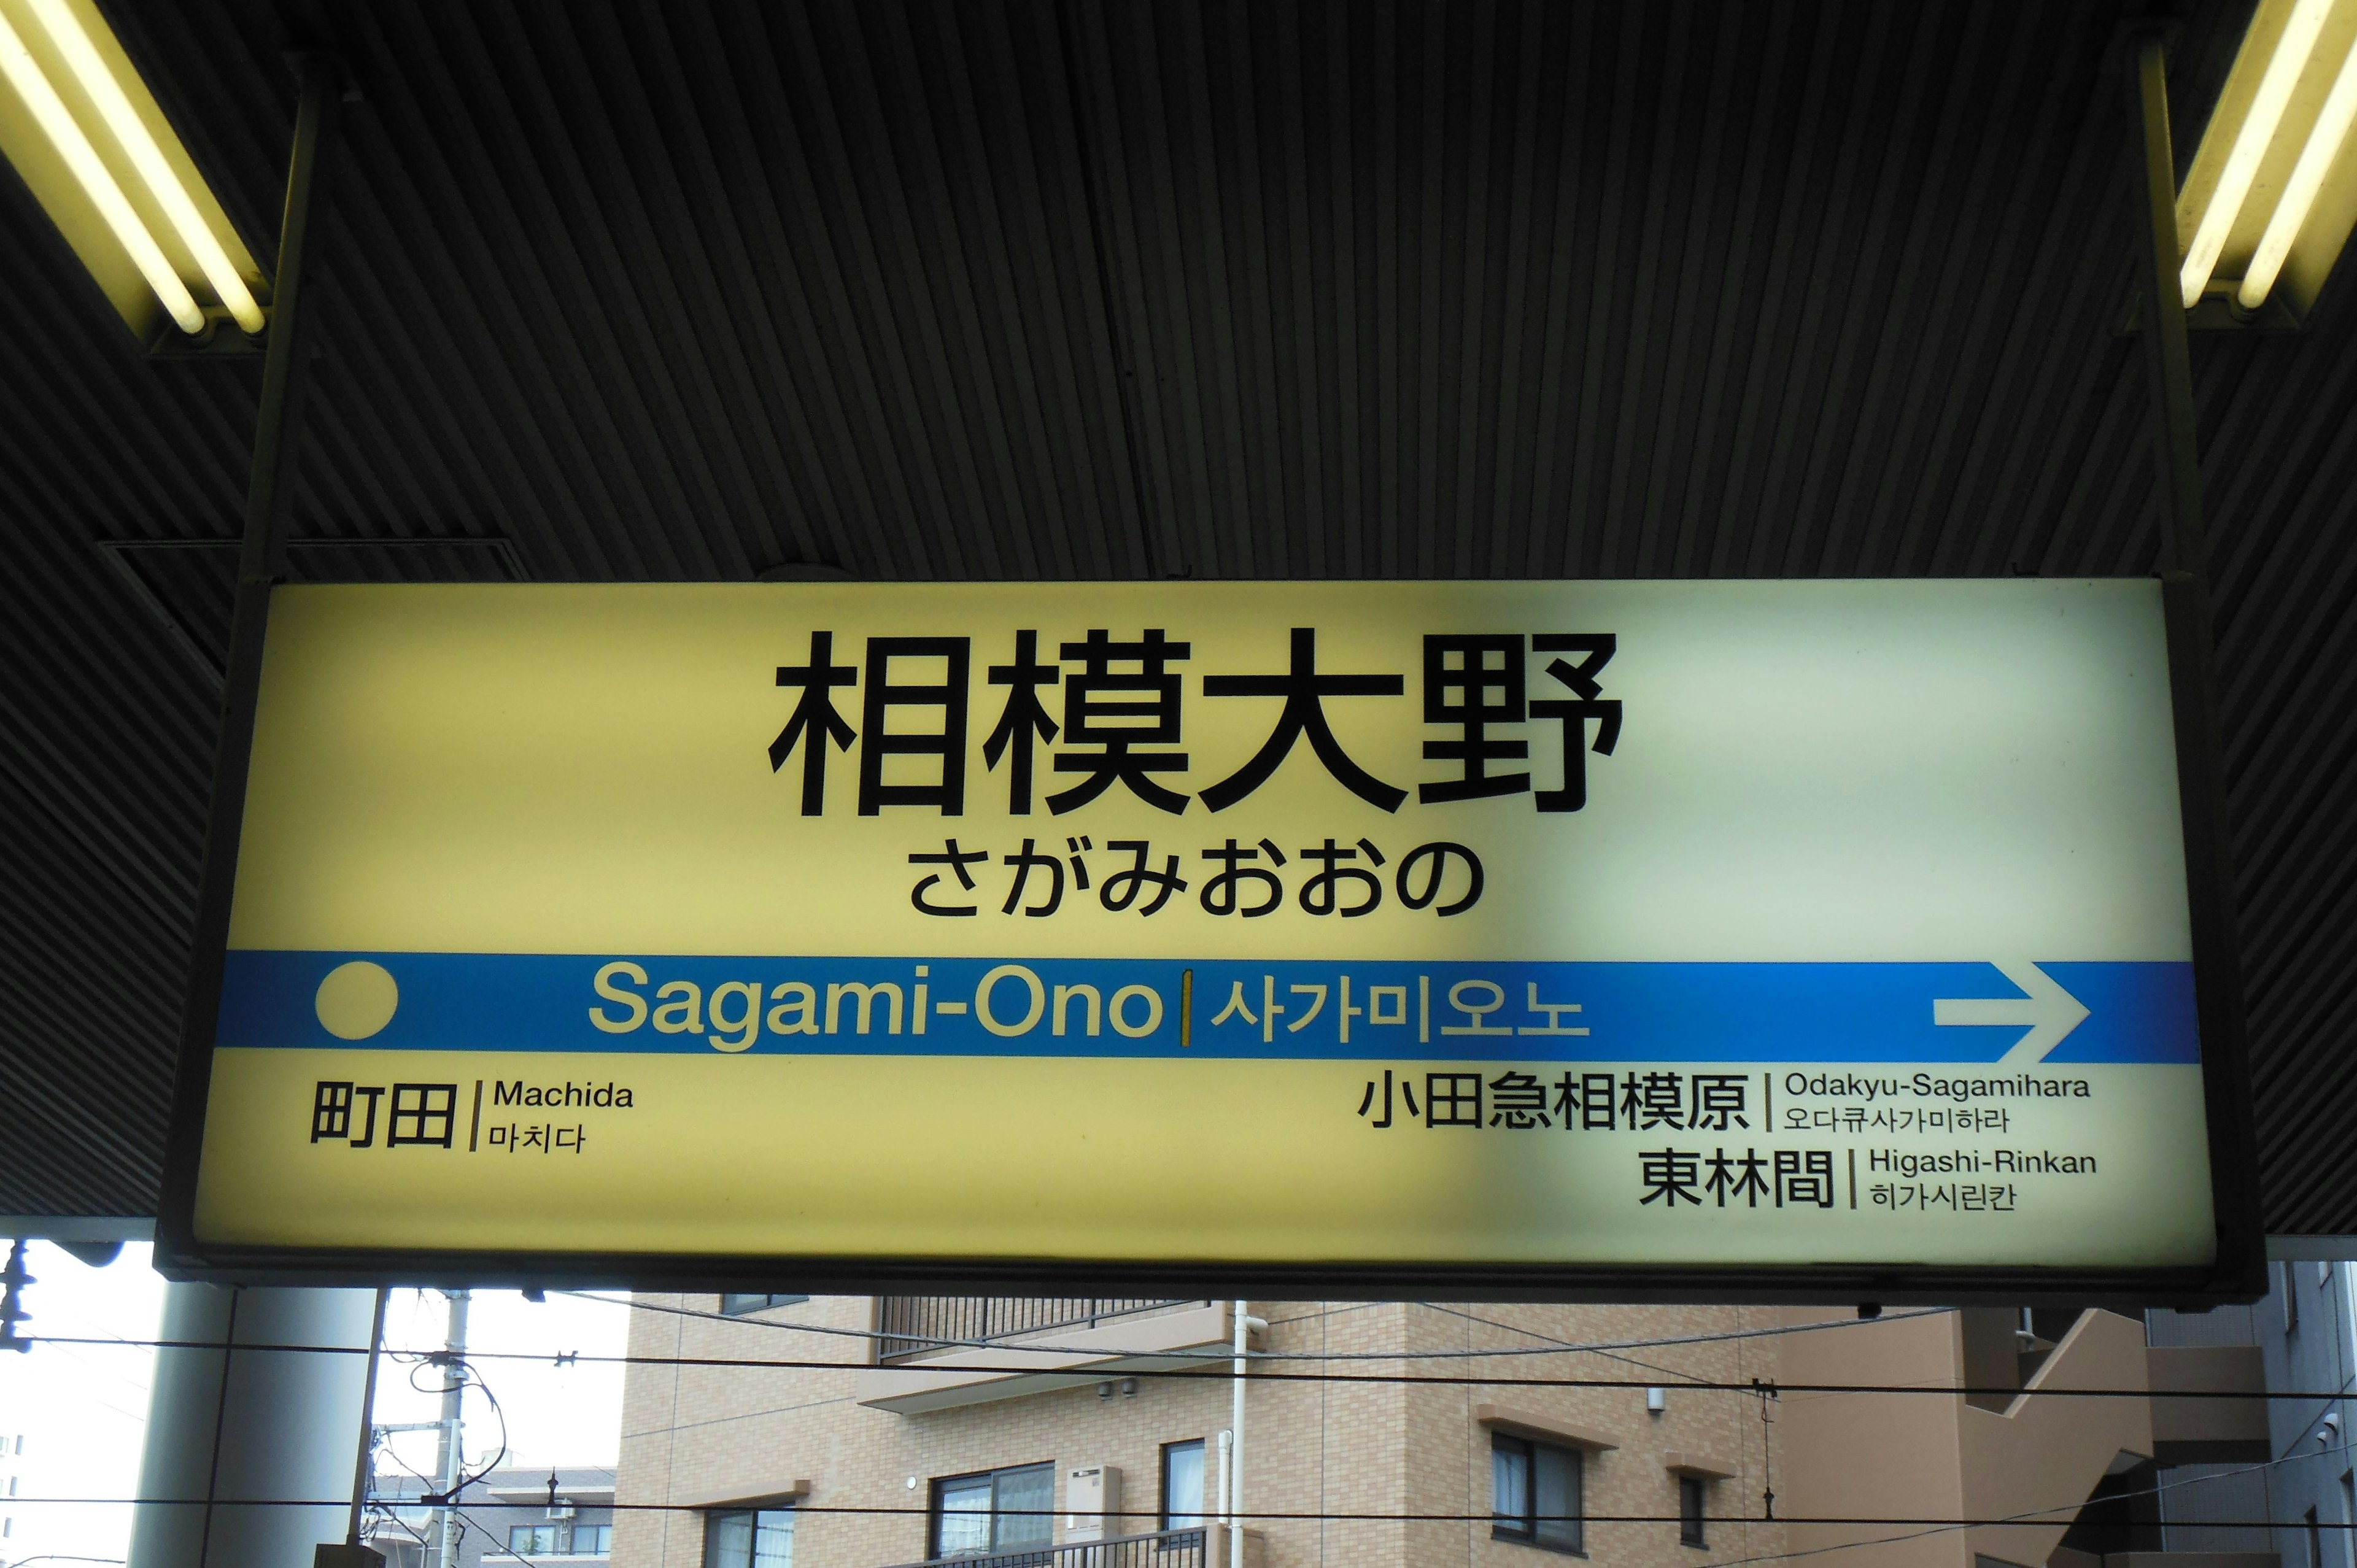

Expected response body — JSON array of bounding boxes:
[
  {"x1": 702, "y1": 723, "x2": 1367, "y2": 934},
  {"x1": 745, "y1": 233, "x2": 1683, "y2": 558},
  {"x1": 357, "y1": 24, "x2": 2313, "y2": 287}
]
[
  {"x1": 2129, "y1": 30, "x2": 2207, "y2": 576},
  {"x1": 2127, "y1": 29, "x2": 2270, "y2": 1302},
  {"x1": 158, "y1": 51, "x2": 345, "y2": 1260}
]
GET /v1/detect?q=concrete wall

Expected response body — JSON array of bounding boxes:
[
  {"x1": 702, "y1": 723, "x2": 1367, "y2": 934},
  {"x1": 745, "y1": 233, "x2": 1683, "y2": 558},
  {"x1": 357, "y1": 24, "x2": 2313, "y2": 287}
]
[
  {"x1": 1772, "y1": 1308, "x2": 2165, "y2": 1568},
  {"x1": 1957, "y1": 1310, "x2": 2153, "y2": 1568},
  {"x1": 1775, "y1": 1307, "x2": 1968, "y2": 1568}
]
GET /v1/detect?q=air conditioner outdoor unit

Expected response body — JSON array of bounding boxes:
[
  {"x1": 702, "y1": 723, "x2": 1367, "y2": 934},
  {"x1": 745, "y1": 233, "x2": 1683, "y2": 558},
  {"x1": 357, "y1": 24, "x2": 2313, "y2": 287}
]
[
  {"x1": 1064, "y1": 1464, "x2": 1122, "y2": 1543},
  {"x1": 547, "y1": 1502, "x2": 576, "y2": 1520}
]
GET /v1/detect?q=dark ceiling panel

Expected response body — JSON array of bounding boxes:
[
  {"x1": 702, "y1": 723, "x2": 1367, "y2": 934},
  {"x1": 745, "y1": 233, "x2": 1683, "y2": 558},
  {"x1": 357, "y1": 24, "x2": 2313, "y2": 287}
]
[{"x1": 6, "y1": 0, "x2": 2354, "y2": 1241}]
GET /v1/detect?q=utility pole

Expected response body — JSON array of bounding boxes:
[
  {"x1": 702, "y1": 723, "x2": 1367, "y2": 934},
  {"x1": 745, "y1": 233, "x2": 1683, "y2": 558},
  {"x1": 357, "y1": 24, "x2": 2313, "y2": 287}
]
[{"x1": 431, "y1": 1289, "x2": 471, "y2": 1568}]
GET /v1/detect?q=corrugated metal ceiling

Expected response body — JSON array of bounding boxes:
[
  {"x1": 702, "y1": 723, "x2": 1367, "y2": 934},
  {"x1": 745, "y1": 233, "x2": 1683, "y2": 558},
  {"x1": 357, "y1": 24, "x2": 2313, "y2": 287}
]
[{"x1": 4, "y1": 0, "x2": 2353, "y2": 1240}]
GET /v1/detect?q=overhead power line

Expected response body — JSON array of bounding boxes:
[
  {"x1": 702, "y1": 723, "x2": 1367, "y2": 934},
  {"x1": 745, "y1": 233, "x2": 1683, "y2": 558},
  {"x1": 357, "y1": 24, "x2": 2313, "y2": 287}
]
[
  {"x1": 6, "y1": 1495, "x2": 2357, "y2": 1531},
  {"x1": 19, "y1": 1330, "x2": 2334, "y2": 1399},
  {"x1": 1694, "y1": 1432, "x2": 2357, "y2": 1568},
  {"x1": 569, "y1": 1289, "x2": 1964, "y2": 1362}
]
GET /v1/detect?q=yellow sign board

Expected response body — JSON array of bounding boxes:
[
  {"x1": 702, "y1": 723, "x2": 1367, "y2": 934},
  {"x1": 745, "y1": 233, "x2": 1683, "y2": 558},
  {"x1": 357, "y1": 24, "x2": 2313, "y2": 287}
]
[{"x1": 161, "y1": 579, "x2": 2257, "y2": 1297}]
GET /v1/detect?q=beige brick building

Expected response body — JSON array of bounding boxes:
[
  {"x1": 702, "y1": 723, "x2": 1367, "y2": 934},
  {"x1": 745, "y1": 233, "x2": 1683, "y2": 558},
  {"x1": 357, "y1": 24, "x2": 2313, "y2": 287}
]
[{"x1": 612, "y1": 1298, "x2": 2268, "y2": 1568}]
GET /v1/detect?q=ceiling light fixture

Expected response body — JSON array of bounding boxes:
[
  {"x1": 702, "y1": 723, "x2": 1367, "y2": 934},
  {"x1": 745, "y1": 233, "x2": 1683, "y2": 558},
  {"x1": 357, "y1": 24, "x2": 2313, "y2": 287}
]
[
  {"x1": 2175, "y1": 0, "x2": 2357, "y2": 320},
  {"x1": 0, "y1": 0, "x2": 264, "y2": 342},
  {"x1": 2240, "y1": 30, "x2": 2357, "y2": 307},
  {"x1": 2178, "y1": 0, "x2": 2335, "y2": 306},
  {"x1": 21, "y1": 0, "x2": 260, "y2": 332},
  {"x1": 0, "y1": 4, "x2": 197, "y2": 331}
]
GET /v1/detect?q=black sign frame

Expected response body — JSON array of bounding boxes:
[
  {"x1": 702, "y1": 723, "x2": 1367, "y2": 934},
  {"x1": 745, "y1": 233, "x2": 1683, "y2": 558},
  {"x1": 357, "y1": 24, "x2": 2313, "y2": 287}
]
[{"x1": 155, "y1": 576, "x2": 2265, "y2": 1307}]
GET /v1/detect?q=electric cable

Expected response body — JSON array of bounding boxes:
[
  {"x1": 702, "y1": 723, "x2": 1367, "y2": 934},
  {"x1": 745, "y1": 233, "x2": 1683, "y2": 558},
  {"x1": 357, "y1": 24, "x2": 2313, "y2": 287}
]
[
  {"x1": 1414, "y1": 1300, "x2": 1720, "y2": 1385},
  {"x1": 22, "y1": 1328, "x2": 2339, "y2": 1397},
  {"x1": 6, "y1": 1494, "x2": 2357, "y2": 1529},
  {"x1": 376, "y1": 1437, "x2": 544, "y2": 1568},
  {"x1": 23, "y1": 1297, "x2": 2344, "y2": 1545},
  {"x1": 356, "y1": 1445, "x2": 439, "y2": 1567},
  {"x1": 403, "y1": 1353, "x2": 509, "y2": 1499},
  {"x1": 1694, "y1": 1431, "x2": 2357, "y2": 1568},
  {"x1": 566, "y1": 1289, "x2": 1962, "y2": 1364}
]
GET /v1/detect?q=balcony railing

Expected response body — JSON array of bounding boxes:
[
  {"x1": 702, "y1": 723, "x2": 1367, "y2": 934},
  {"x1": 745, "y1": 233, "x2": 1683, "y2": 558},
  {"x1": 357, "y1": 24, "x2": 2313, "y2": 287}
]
[
  {"x1": 884, "y1": 1526, "x2": 1207, "y2": 1568},
  {"x1": 876, "y1": 1298, "x2": 1204, "y2": 1363}
]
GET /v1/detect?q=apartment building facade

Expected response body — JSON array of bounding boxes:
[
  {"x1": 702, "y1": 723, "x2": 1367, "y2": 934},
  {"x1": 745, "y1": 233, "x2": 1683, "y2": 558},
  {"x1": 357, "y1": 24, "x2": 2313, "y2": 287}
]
[
  {"x1": 2261, "y1": 1259, "x2": 2357, "y2": 1567},
  {"x1": 610, "y1": 1295, "x2": 2269, "y2": 1568},
  {"x1": 2140, "y1": 1259, "x2": 2357, "y2": 1567}
]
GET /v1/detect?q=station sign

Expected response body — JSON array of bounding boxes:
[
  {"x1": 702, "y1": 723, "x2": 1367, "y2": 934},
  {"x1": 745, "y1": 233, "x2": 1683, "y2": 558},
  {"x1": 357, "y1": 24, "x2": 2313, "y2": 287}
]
[{"x1": 158, "y1": 578, "x2": 2259, "y2": 1300}]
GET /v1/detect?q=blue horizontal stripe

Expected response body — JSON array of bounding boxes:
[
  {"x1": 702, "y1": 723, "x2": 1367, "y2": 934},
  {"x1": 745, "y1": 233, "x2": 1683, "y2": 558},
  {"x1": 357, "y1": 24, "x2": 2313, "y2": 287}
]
[{"x1": 219, "y1": 952, "x2": 2197, "y2": 1065}]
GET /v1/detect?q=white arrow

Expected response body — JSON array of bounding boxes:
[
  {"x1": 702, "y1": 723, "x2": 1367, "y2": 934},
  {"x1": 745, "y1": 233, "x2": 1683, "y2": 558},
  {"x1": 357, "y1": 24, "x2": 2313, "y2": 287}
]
[{"x1": 1933, "y1": 961, "x2": 2091, "y2": 1064}]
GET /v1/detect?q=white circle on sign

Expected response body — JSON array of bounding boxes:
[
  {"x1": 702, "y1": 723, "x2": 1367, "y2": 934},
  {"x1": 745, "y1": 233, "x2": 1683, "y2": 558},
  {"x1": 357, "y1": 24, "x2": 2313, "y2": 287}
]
[{"x1": 315, "y1": 961, "x2": 399, "y2": 1040}]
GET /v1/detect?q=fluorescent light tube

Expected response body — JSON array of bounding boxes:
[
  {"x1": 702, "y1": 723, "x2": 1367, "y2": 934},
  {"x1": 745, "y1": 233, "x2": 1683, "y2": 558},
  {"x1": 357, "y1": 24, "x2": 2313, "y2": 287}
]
[
  {"x1": 0, "y1": 5, "x2": 199, "y2": 332},
  {"x1": 2181, "y1": 0, "x2": 2337, "y2": 307},
  {"x1": 23, "y1": 0, "x2": 261, "y2": 333},
  {"x1": 2240, "y1": 31, "x2": 2357, "y2": 306}
]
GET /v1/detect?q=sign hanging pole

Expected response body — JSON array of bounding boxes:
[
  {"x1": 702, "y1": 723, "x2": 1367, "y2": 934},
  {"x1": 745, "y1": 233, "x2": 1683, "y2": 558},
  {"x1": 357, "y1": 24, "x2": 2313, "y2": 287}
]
[
  {"x1": 2130, "y1": 32, "x2": 2207, "y2": 577},
  {"x1": 239, "y1": 53, "x2": 344, "y2": 587},
  {"x1": 161, "y1": 54, "x2": 344, "y2": 1226},
  {"x1": 2128, "y1": 31, "x2": 2264, "y2": 1296}
]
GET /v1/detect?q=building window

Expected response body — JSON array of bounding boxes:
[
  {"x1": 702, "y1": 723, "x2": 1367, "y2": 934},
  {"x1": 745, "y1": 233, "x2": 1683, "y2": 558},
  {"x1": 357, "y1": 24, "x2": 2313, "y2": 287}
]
[
  {"x1": 719, "y1": 1293, "x2": 808, "y2": 1316},
  {"x1": 1679, "y1": 1475, "x2": 1708, "y2": 1547},
  {"x1": 1162, "y1": 1440, "x2": 1208, "y2": 1531},
  {"x1": 2307, "y1": 1505, "x2": 2324, "y2": 1568},
  {"x1": 576, "y1": 1523, "x2": 614, "y2": 1554},
  {"x1": 931, "y1": 1462, "x2": 1053, "y2": 1558},
  {"x1": 1492, "y1": 1434, "x2": 1583, "y2": 1554},
  {"x1": 510, "y1": 1524, "x2": 561, "y2": 1554},
  {"x1": 704, "y1": 1507, "x2": 795, "y2": 1568}
]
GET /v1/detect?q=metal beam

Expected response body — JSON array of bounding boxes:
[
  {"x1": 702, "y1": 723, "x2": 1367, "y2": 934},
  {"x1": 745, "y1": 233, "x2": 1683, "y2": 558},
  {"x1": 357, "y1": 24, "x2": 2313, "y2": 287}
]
[
  {"x1": 2131, "y1": 33, "x2": 2207, "y2": 576},
  {"x1": 158, "y1": 51, "x2": 343, "y2": 1269}
]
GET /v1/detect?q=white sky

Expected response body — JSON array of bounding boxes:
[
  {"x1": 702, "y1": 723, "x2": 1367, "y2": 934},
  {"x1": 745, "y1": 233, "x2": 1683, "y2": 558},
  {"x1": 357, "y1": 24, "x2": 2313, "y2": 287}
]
[
  {"x1": 0, "y1": 1242, "x2": 166, "y2": 1568},
  {"x1": 0, "y1": 1243, "x2": 626, "y2": 1568},
  {"x1": 371, "y1": 1286, "x2": 629, "y2": 1491}
]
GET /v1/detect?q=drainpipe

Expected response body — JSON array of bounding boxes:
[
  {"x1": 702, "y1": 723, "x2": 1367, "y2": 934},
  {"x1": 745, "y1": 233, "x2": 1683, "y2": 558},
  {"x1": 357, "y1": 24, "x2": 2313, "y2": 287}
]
[
  {"x1": 1225, "y1": 1301, "x2": 1268, "y2": 1567},
  {"x1": 1215, "y1": 1429, "x2": 1234, "y2": 1559},
  {"x1": 1231, "y1": 1299, "x2": 1247, "y2": 1568}
]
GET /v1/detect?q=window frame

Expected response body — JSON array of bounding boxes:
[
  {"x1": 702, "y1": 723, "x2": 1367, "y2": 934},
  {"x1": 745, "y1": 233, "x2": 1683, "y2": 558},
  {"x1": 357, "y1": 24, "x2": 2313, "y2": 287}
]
[
  {"x1": 1161, "y1": 1439, "x2": 1209, "y2": 1532},
  {"x1": 1679, "y1": 1474, "x2": 1708, "y2": 1547},
  {"x1": 719, "y1": 1292, "x2": 808, "y2": 1316},
  {"x1": 1490, "y1": 1432, "x2": 1585, "y2": 1556},
  {"x1": 927, "y1": 1461, "x2": 1056, "y2": 1558},
  {"x1": 702, "y1": 1504, "x2": 796, "y2": 1568}
]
